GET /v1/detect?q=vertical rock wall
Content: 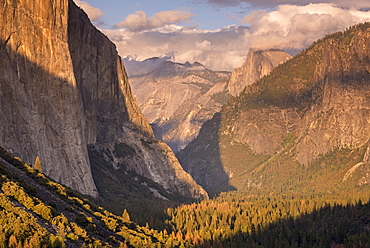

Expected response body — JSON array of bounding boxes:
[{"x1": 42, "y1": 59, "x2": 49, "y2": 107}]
[
  {"x1": 0, "y1": 0, "x2": 98, "y2": 196},
  {"x1": 295, "y1": 30, "x2": 370, "y2": 165},
  {"x1": 227, "y1": 49, "x2": 292, "y2": 97},
  {"x1": 67, "y1": 1, "x2": 153, "y2": 144}
]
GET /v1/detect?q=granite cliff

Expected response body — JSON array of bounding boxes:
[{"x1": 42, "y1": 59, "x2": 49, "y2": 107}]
[
  {"x1": 0, "y1": 0, "x2": 97, "y2": 196},
  {"x1": 128, "y1": 59, "x2": 231, "y2": 153},
  {"x1": 0, "y1": 0, "x2": 208, "y2": 200},
  {"x1": 178, "y1": 23, "x2": 370, "y2": 195},
  {"x1": 227, "y1": 49, "x2": 292, "y2": 96}
]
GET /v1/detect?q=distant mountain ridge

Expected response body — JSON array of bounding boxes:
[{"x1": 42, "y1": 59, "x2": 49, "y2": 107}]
[
  {"x1": 127, "y1": 51, "x2": 291, "y2": 153},
  {"x1": 128, "y1": 59, "x2": 231, "y2": 153}
]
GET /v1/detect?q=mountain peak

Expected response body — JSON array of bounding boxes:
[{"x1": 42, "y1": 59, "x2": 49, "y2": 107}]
[
  {"x1": 143, "y1": 57, "x2": 161, "y2": 62},
  {"x1": 184, "y1": 61, "x2": 192, "y2": 67},
  {"x1": 227, "y1": 49, "x2": 292, "y2": 96}
]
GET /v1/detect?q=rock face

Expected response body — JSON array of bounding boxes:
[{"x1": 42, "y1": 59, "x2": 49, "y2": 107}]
[
  {"x1": 128, "y1": 59, "x2": 231, "y2": 153},
  {"x1": 295, "y1": 30, "x2": 370, "y2": 165},
  {"x1": 0, "y1": 0, "x2": 97, "y2": 196},
  {"x1": 178, "y1": 24, "x2": 370, "y2": 193},
  {"x1": 227, "y1": 49, "x2": 292, "y2": 96},
  {"x1": 0, "y1": 0, "x2": 208, "y2": 200}
]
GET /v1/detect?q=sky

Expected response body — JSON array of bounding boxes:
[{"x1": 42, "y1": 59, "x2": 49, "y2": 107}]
[{"x1": 74, "y1": 0, "x2": 370, "y2": 71}]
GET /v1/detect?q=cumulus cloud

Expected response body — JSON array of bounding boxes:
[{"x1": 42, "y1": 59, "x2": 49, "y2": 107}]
[
  {"x1": 74, "y1": 0, "x2": 103, "y2": 21},
  {"x1": 115, "y1": 10, "x2": 195, "y2": 32},
  {"x1": 100, "y1": 3, "x2": 370, "y2": 72},
  {"x1": 102, "y1": 25, "x2": 250, "y2": 71},
  {"x1": 241, "y1": 10, "x2": 266, "y2": 24},
  {"x1": 245, "y1": 3, "x2": 370, "y2": 51}
]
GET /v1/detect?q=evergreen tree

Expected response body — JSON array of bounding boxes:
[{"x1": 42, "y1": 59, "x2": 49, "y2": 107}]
[
  {"x1": 34, "y1": 156, "x2": 42, "y2": 173},
  {"x1": 122, "y1": 209, "x2": 130, "y2": 222}
]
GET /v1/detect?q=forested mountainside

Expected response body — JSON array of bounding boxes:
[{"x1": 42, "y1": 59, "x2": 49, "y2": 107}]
[
  {"x1": 178, "y1": 23, "x2": 370, "y2": 196},
  {"x1": 129, "y1": 59, "x2": 231, "y2": 153},
  {"x1": 167, "y1": 24, "x2": 370, "y2": 247},
  {"x1": 1, "y1": 146, "x2": 369, "y2": 247},
  {"x1": 0, "y1": 0, "x2": 207, "y2": 201},
  {"x1": 0, "y1": 147, "x2": 189, "y2": 247}
]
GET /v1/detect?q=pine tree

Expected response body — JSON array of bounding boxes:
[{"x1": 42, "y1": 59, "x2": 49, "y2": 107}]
[
  {"x1": 34, "y1": 156, "x2": 42, "y2": 173},
  {"x1": 122, "y1": 209, "x2": 130, "y2": 222}
]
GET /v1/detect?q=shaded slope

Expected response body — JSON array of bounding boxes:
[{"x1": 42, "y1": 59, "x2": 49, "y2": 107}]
[
  {"x1": 177, "y1": 113, "x2": 237, "y2": 196},
  {"x1": 0, "y1": 146, "x2": 186, "y2": 247}
]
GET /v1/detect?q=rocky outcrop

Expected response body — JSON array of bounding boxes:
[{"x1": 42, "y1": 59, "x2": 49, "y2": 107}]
[
  {"x1": 0, "y1": 0, "x2": 208, "y2": 200},
  {"x1": 129, "y1": 59, "x2": 230, "y2": 153},
  {"x1": 227, "y1": 49, "x2": 292, "y2": 96},
  {"x1": 295, "y1": 28, "x2": 370, "y2": 165},
  {"x1": 230, "y1": 108, "x2": 301, "y2": 155}
]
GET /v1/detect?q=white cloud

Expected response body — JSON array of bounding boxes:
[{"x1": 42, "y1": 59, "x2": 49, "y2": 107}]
[
  {"x1": 74, "y1": 0, "x2": 103, "y2": 21},
  {"x1": 245, "y1": 3, "x2": 370, "y2": 50},
  {"x1": 115, "y1": 10, "x2": 195, "y2": 32},
  {"x1": 100, "y1": 3, "x2": 370, "y2": 72},
  {"x1": 196, "y1": 40, "x2": 212, "y2": 50},
  {"x1": 241, "y1": 10, "x2": 267, "y2": 25},
  {"x1": 102, "y1": 25, "x2": 250, "y2": 71}
]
